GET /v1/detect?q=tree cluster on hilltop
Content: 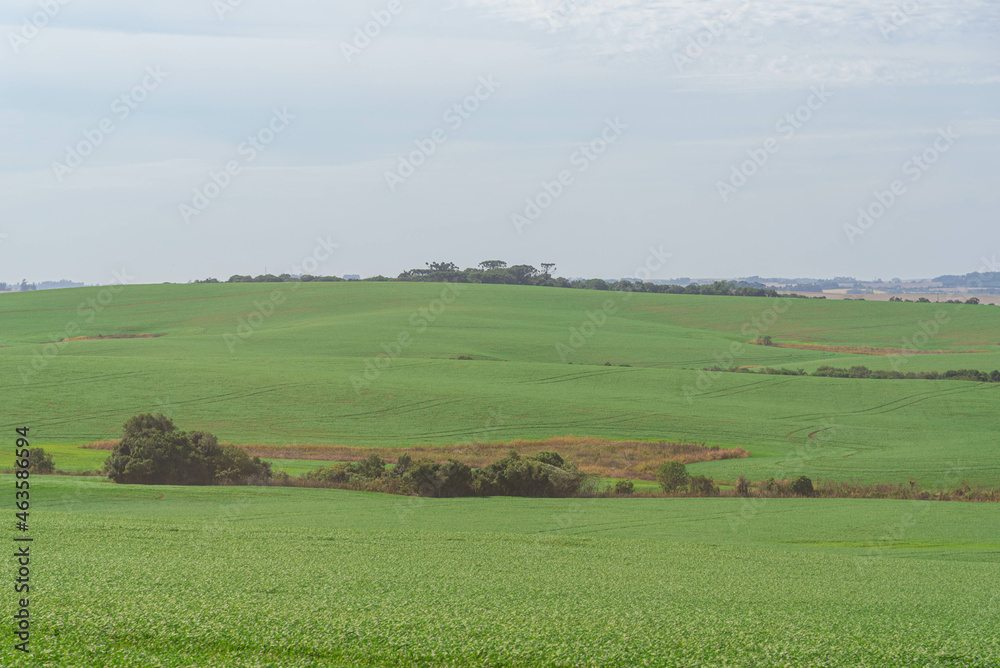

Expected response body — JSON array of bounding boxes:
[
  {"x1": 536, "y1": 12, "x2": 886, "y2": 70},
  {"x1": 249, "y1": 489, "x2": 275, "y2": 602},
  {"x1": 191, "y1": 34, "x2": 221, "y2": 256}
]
[{"x1": 193, "y1": 261, "x2": 789, "y2": 298}]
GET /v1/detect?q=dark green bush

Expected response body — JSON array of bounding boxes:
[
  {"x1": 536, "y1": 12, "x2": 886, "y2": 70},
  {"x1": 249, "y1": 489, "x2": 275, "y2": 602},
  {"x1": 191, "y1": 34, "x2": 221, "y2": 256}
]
[
  {"x1": 28, "y1": 448, "x2": 55, "y2": 474},
  {"x1": 105, "y1": 414, "x2": 270, "y2": 485},
  {"x1": 689, "y1": 474, "x2": 719, "y2": 497},
  {"x1": 735, "y1": 475, "x2": 750, "y2": 497},
  {"x1": 534, "y1": 451, "x2": 565, "y2": 468},
  {"x1": 791, "y1": 475, "x2": 815, "y2": 497},
  {"x1": 614, "y1": 480, "x2": 635, "y2": 495},
  {"x1": 657, "y1": 461, "x2": 688, "y2": 493},
  {"x1": 348, "y1": 454, "x2": 386, "y2": 479},
  {"x1": 473, "y1": 450, "x2": 586, "y2": 497}
]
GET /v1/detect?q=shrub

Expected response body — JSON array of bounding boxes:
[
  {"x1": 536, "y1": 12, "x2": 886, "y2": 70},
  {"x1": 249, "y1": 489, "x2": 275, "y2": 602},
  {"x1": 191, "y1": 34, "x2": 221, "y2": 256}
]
[
  {"x1": 534, "y1": 451, "x2": 565, "y2": 468},
  {"x1": 28, "y1": 448, "x2": 55, "y2": 474},
  {"x1": 107, "y1": 416, "x2": 274, "y2": 486},
  {"x1": 392, "y1": 454, "x2": 413, "y2": 478},
  {"x1": 735, "y1": 475, "x2": 750, "y2": 497},
  {"x1": 657, "y1": 461, "x2": 688, "y2": 492},
  {"x1": 791, "y1": 475, "x2": 814, "y2": 497},
  {"x1": 301, "y1": 463, "x2": 351, "y2": 484},
  {"x1": 215, "y1": 445, "x2": 272, "y2": 485},
  {"x1": 106, "y1": 414, "x2": 211, "y2": 485},
  {"x1": 404, "y1": 458, "x2": 475, "y2": 497},
  {"x1": 689, "y1": 474, "x2": 719, "y2": 497},
  {"x1": 614, "y1": 480, "x2": 635, "y2": 495},
  {"x1": 349, "y1": 454, "x2": 386, "y2": 479},
  {"x1": 474, "y1": 450, "x2": 585, "y2": 497}
]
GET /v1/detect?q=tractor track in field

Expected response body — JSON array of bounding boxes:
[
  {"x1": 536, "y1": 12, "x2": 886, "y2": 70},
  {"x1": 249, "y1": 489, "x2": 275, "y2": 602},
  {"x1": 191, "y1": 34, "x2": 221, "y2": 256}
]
[
  {"x1": 0, "y1": 289, "x2": 285, "y2": 317},
  {"x1": 410, "y1": 414, "x2": 641, "y2": 441},
  {"x1": 0, "y1": 383, "x2": 310, "y2": 433},
  {"x1": 529, "y1": 368, "x2": 630, "y2": 385},
  {"x1": 696, "y1": 377, "x2": 793, "y2": 399},
  {"x1": 779, "y1": 383, "x2": 991, "y2": 422},
  {"x1": 337, "y1": 398, "x2": 461, "y2": 420}
]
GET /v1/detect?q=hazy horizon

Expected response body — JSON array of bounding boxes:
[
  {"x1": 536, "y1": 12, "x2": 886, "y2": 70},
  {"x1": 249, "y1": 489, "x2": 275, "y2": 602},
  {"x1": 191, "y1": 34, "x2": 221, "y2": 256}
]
[{"x1": 2, "y1": 1, "x2": 997, "y2": 285}]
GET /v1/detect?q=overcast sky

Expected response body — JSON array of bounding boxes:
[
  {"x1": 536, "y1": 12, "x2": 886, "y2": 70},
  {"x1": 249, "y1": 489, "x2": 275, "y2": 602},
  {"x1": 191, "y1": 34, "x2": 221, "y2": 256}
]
[{"x1": 1, "y1": 0, "x2": 997, "y2": 284}]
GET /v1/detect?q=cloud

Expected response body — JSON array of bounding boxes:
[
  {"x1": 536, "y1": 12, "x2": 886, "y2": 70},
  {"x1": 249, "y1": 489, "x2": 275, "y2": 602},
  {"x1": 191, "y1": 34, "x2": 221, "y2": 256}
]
[{"x1": 456, "y1": 0, "x2": 1000, "y2": 88}]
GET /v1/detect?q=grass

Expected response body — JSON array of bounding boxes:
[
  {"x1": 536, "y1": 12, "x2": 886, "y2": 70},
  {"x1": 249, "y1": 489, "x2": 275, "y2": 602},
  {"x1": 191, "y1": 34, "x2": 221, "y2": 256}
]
[
  {"x1": 1, "y1": 282, "x2": 999, "y2": 487},
  {"x1": 5, "y1": 476, "x2": 998, "y2": 667}
]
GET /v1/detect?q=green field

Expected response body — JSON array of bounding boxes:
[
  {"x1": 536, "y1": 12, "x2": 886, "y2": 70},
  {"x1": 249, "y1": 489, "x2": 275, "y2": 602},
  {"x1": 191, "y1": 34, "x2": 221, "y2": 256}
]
[
  {"x1": 3, "y1": 476, "x2": 998, "y2": 667},
  {"x1": 2, "y1": 282, "x2": 998, "y2": 486}
]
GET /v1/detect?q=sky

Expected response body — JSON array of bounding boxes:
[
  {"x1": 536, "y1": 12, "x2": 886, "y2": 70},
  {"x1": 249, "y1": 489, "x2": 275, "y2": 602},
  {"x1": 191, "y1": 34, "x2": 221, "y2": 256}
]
[{"x1": 0, "y1": 0, "x2": 998, "y2": 285}]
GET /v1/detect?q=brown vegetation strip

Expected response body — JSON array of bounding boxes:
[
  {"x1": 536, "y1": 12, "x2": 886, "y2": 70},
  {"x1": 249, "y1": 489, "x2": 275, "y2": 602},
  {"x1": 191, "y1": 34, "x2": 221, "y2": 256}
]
[
  {"x1": 754, "y1": 341, "x2": 987, "y2": 356},
  {"x1": 44, "y1": 333, "x2": 165, "y2": 343},
  {"x1": 84, "y1": 436, "x2": 749, "y2": 481}
]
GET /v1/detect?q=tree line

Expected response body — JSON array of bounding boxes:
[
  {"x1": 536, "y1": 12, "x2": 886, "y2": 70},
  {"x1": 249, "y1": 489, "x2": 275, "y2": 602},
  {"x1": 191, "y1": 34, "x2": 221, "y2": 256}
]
[
  {"x1": 705, "y1": 364, "x2": 1000, "y2": 383},
  {"x1": 196, "y1": 261, "x2": 793, "y2": 298}
]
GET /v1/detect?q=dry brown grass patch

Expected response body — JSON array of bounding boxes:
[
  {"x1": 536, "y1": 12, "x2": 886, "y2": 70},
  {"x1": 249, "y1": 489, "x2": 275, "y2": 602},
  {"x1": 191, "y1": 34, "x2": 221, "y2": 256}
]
[
  {"x1": 84, "y1": 436, "x2": 748, "y2": 481},
  {"x1": 750, "y1": 341, "x2": 987, "y2": 356}
]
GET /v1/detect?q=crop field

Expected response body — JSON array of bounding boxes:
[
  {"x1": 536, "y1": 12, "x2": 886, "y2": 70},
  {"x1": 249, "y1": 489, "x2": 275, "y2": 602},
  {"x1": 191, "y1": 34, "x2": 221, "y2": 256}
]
[
  {"x1": 2, "y1": 476, "x2": 997, "y2": 667},
  {"x1": 1, "y1": 282, "x2": 999, "y2": 486}
]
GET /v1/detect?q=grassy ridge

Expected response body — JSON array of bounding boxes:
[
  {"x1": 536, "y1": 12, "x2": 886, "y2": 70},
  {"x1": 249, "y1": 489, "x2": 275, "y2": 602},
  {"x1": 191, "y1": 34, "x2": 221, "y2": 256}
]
[
  {"x1": 5, "y1": 477, "x2": 998, "y2": 667},
  {"x1": 1, "y1": 283, "x2": 998, "y2": 486}
]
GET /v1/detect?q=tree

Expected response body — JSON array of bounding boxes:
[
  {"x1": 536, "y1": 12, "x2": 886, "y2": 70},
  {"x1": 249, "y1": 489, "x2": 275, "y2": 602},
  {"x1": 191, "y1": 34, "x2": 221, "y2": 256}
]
[
  {"x1": 791, "y1": 475, "x2": 814, "y2": 497},
  {"x1": 657, "y1": 461, "x2": 688, "y2": 492},
  {"x1": 508, "y1": 265, "x2": 539, "y2": 285},
  {"x1": 28, "y1": 448, "x2": 55, "y2": 474},
  {"x1": 965, "y1": 297, "x2": 980, "y2": 305},
  {"x1": 735, "y1": 474, "x2": 750, "y2": 497},
  {"x1": 614, "y1": 480, "x2": 634, "y2": 495},
  {"x1": 540, "y1": 263, "x2": 556, "y2": 277},
  {"x1": 426, "y1": 261, "x2": 458, "y2": 272},
  {"x1": 105, "y1": 414, "x2": 270, "y2": 486},
  {"x1": 478, "y1": 260, "x2": 507, "y2": 270},
  {"x1": 688, "y1": 474, "x2": 718, "y2": 496}
]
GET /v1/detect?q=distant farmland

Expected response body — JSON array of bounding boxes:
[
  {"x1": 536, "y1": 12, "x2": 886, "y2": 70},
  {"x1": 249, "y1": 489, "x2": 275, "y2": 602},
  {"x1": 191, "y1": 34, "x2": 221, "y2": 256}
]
[{"x1": 1, "y1": 282, "x2": 998, "y2": 486}]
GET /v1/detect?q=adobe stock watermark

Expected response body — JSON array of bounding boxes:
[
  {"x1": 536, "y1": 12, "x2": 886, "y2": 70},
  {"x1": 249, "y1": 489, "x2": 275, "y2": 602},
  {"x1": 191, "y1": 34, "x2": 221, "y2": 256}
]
[
  {"x1": 878, "y1": 1, "x2": 921, "y2": 38},
  {"x1": 672, "y1": 0, "x2": 750, "y2": 73},
  {"x1": 223, "y1": 235, "x2": 338, "y2": 352},
  {"x1": 682, "y1": 298, "x2": 790, "y2": 404},
  {"x1": 8, "y1": 0, "x2": 72, "y2": 53},
  {"x1": 214, "y1": 0, "x2": 248, "y2": 21},
  {"x1": 555, "y1": 245, "x2": 670, "y2": 362},
  {"x1": 843, "y1": 126, "x2": 959, "y2": 244},
  {"x1": 728, "y1": 417, "x2": 839, "y2": 533},
  {"x1": 52, "y1": 66, "x2": 168, "y2": 183},
  {"x1": 384, "y1": 76, "x2": 501, "y2": 193},
  {"x1": 17, "y1": 268, "x2": 135, "y2": 383},
  {"x1": 340, "y1": 0, "x2": 405, "y2": 63},
  {"x1": 350, "y1": 282, "x2": 466, "y2": 392},
  {"x1": 179, "y1": 107, "x2": 295, "y2": 224},
  {"x1": 512, "y1": 117, "x2": 627, "y2": 233},
  {"x1": 717, "y1": 85, "x2": 833, "y2": 202}
]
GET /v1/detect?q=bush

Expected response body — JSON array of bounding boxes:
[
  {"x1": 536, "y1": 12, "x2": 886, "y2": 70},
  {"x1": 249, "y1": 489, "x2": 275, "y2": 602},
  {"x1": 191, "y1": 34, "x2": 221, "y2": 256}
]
[
  {"x1": 106, "y1": 414, "x2": 270, "y2": 486},
  {"x1": 215, "y1": 445, "x2": 272, "y2": 485},
  {"x1": 302, "y1": 464, "x2": 351, "y2": 484},
  {"x1": 28, "y1": 448, "x2": 55, "y2": 474},
  {"x1": 614, "y1": 480, "x2": 635, "y2": 495},
  {"x1": 689, "y1": 474, "x2": 719, "y2": 497},
  {"x1": 348, "y1": 454, "x2": 386, "y2": 479},
  {"x1": 404, "y1": 458, "x2": 475, "y2": 497},
  {"x1": 657, "y1": 461, "x2": 688, "y2": 492},
  {"x1": 735, "y1": 475, "x2": 750, "y2": 497},
  {"x1": 534, "y1": 451, "x2": 565, "y2": 468},
  {"x1": 791, "y1": 475, "x2": 814, "y2": 497},
  {"x1": 473, "y1": 450, "x2": 586, "y2": 497},
  {"x1": 392, "y1": 454, "x2": 413, "y2": 478}
]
